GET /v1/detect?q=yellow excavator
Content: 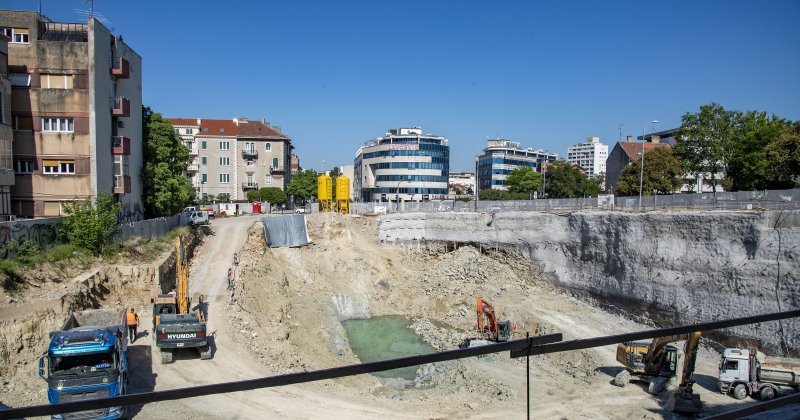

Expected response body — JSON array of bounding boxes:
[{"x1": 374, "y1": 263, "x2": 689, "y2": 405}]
[
  {"x1": 614, "y1": 331, "x2": 703, "y2": 414},
  {"x1": 151, "y1": 235, "x2": 211, "y2": 364}
]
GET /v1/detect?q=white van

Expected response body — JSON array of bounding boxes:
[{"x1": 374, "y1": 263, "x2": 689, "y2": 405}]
[{"x1": 189, "y1": 211, "x2": 209, "y2": 225}]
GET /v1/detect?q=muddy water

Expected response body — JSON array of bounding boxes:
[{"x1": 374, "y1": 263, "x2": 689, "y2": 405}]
[{"x1": 341, "y1": 316, "x2": 436, "y2": 380}]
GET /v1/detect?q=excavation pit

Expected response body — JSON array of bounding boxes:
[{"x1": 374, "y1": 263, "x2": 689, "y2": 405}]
[{"x1": 341, "y1": 316, "x2": 436, "y2": 380}]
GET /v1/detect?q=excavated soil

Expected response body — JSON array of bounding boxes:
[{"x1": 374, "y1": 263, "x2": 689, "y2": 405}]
[{"x1": 2, "y1": 213, "x2": 798, "y2": 419}]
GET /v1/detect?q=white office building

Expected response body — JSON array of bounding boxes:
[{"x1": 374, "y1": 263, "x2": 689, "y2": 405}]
[{"x1": 567, "y1": 136, "x2": 608, "y2": 178}]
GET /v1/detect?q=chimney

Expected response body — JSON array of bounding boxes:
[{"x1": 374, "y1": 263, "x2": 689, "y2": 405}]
[
  {"x1": 273, "y1": 125, "x2": 281, "y2": 133},
  {"x1": 626, "y1": 135, "x2": 633, "y2": 142},
  {"x1": 651, "y1": 135, "x2": 660, "y2": 144}
]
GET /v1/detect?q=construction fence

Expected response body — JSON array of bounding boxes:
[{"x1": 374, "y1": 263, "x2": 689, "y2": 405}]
[
  {"x1": 118, "y1": 214, "x2": 190, "y2": 241},
  {"x1": 349, "y1": 189, "x2": 800, "y2": 214}
]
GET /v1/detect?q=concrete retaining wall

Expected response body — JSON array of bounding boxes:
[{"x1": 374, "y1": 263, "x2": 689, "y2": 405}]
[{"x1": 379, "y1": 210, "x2": 800, "y2": 356}]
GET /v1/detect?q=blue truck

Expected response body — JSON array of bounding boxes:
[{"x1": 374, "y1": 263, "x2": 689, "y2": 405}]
[{"x1": 38, "y1": 308, "x2": 129, "y2": 419}]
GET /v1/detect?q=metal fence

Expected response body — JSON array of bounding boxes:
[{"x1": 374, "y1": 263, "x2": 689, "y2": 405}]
[
  {"x1": 118, "y1": 214, "x2": 189, "y2": 241},
  {"x1": 349, "y1": 189, "x2": 800, "y2": 214}
]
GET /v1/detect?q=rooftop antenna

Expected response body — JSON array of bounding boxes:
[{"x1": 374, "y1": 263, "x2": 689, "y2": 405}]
[
  {"x1": 618, "y1": 123, "x2": 624, "y2": 141},
  {"x1": 84, "y1": 0, "x2": 93, "y2": 18}
]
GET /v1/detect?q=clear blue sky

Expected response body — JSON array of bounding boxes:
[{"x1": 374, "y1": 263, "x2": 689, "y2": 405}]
[{"x1": 6, "y1": 0, "x2": 800, "y2": 171}]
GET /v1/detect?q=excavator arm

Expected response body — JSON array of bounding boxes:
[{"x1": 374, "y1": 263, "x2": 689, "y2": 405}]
[
  {"x1": 176, "y1": 236, "x2": 189, "y2": 315},
  {"x1": 476, "y1": 297, "x2": 498, "y2": 340},
  {"x1": 665, "y1": 331, "x2": 703, "y2": 415}
]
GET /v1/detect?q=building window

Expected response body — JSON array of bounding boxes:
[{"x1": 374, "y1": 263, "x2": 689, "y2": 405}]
[
  {"x1": 265, "y1": 143, "x2": 271, "y2": 151},
  {"x1": 185, "y1": 128, "x2": 192, "y2": 134},
  {"x1": 201, "y1": 173, "x2": 207, "y2": 183},
  {"x1": 272, "y1": 158, "x2": 278, "y2": 168},
  {"x1": 13, "y1": 115, "x2": 33, "y2": 131},
  {"x1": 113, "y1": 155, "x2": 129, "y2": 176},
  {"x1": 265, "y1": 175, "x2": 272, "y2": 184},
  {"x1": 219, "y1": 141, "x2": 230, "y2": 151},
  {"x1": 14, "y1": 159, "x2": 36, "y2": 174},
  {"x1": 41, "y1": 117, "x2": 74, "y2": 132},
  {"x1": 10, "y1": 73, "x2": 30, "y2": 87},
  {"x1": 201, "y1": 141, "x2": 207, "y2": 150},
  {"x1": 43, "y1": 160, "x2": 75, "y2": 175},
  {"x1": 245, "y1": 142, "x2": 255, "y2": 153},
  {"x1": 201, "y1": 157, "x2": 207, "y2": 165},
  {"x1": 219, "y1": 157, "x2": 230, "y2": 166},
  {"x1": 0, "y1": 93, "x2": 3, "y2": 124},
  {"x1": 3, "y1": 28, "x2": 30, "y2": 44},
  {"x1": 41, "y1": 74, "x2": 74, "y2": 89},
  {"x1": 219, "y1": 173, "x2": 230, "y2": 183}
]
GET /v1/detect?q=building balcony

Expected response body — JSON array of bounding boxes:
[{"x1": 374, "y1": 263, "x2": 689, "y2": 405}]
[
  {"x1": 242, "y1": 182, "x2": 258, "y2": 190},
  {"x1": 111, "y1": 136, "x2": 131, "y2": 155},
  {"x1": 111, "y1": 96, "x2": 130, "y2": 117},
  {"x1": 110, "y1": 56, "x2": 130, "y2": 79},
  {"x1": 113, "y1": 175, "x2": 131, "y2": 194},
  {"x1": 270, "y1": 166, "x2": 285, "y2": 174},
  {"x1": 187, "y1": 164, "x2": 199, "y2": 172},
  {"x1": 188, "y1": 145, "x2": 199, "y2": 156},
  {"x1": 242, "y1": 148, "x2": 258, "y2": 158},
  {"x1": 245, "y1": 164, "x2": 256, "y2": 174}
]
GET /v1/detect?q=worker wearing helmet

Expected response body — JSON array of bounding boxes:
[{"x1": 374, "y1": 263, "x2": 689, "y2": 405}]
[{"x1": 126, "y1": 308, "x2": 139, "y2": 343}]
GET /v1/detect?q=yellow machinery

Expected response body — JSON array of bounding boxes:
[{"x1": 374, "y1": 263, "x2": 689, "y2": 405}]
[
  {"x1": 336, "y1": 175, "x2": 350, "y2": 214},
  {"x1": 151, "y1": 235, "x2": 210, "y2": 363},
  {"x1": 317, "y1": 173, "x2": 333, "y2": 212}
]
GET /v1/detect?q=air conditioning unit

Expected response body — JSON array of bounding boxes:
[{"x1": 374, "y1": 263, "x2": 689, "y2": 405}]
[{"x1": 117, "y1": 120, "x2": 125, "y2": 128}]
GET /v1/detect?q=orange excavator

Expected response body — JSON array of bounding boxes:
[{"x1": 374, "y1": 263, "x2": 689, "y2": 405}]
[{"x1": 476, "y1": 297, "x2": 513, "y2": 342}]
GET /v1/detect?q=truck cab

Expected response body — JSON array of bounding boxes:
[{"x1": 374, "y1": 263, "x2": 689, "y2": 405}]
[
  {"x1": 718, "y1": 348, "x2": 751, "y2": 395},
  {"x1": 39, "y1": 327, "x2": 128, "y2": 419}
]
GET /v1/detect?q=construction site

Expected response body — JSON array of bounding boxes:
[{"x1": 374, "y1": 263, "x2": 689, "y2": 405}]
[{"x1": 1, "y1": 208, "x2": 799, "y2": 418}]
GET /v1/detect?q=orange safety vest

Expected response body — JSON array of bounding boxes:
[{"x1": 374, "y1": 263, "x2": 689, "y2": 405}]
[{"x1": 126, "y1": 312, "x2": 138, "y2": 326}]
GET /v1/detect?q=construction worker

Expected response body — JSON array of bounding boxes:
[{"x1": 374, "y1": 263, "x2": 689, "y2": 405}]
[{"x1": 126, "y1": 308, "x2": 139, "y2": 343}]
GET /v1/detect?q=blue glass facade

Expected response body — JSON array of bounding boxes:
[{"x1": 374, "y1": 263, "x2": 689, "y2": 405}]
[{"x1": 476, "y1": 142, "x2": 558, "y2": 191}]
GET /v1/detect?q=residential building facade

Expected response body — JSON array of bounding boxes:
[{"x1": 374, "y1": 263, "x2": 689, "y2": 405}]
[
  {"x1": 448, "y1": 171, "x2": 475, "y2": 195},
  {"x1": 2, "y1": 11, "x2": 143, "y2": 218},
  {"x1": 167, "y1": 117, "x2": 292, "y2": 201},
  {"x1": 290, "y1": 153, "x2": 301, "y2": 174},
  {"x1": 605, "y1": 135, "x2": 670, "y2": 194},
  {"x1": 477, "y1": 139, "x2": 558, "y2": 191},
  {"x1": 0, "y1": 34, "x2": 13, "y2": 219},
  {"x1": 354, "y1": 127, "x2": 449, "y2": 203},
  {"x1": 566, "y1": 136, "x2": 608, "y2": 178}
]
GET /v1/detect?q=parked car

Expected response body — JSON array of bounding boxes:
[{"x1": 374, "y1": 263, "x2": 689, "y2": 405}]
[
  {"x1": 183, "y1": 206, "x2": 197, "y2": 214},
  {"x1": 189, "y1": 211, "x2": 209, "y2": 225},
  {"x1": 295, "y1": 208, "x2": 306, "y2": 214}
]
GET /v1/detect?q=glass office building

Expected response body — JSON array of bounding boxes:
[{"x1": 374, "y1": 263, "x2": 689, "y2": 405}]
[
  {"x1": 354, "y1": 127, "x2": 449, "y2": 202},
  {"x1": 477, "y1": 139, "x2": 558, "y2": 191}
]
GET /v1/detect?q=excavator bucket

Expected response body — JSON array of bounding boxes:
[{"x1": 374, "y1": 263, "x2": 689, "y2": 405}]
[{"x1": 664, "y1": 390, "x2": 702, "y2": 415}]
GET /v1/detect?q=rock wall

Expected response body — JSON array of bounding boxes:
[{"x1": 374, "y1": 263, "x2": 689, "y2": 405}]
[{"x1": 379, "y1": 210, "x2": 800, "y2": 356}]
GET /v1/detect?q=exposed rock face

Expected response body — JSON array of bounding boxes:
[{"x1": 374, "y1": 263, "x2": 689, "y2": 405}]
[{"x1": 379, "y1": 210, "x2": 800, "y2": 356}]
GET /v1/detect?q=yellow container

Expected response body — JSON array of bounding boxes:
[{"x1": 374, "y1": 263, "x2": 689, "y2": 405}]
[
  {"x1": 317, "y1": 174, "x2": 332, "y2": 202},
  {"x1": 335, "y1": 175, "x2": 350, "y2": 201}
]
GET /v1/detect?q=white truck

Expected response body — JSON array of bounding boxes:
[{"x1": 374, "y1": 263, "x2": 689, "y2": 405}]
[{"x1": 718, "y1": 348, "x2": 800, "y2": 400}]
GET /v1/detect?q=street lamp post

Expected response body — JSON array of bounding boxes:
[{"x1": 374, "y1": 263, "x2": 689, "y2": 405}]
[{"x1": 638, "y1": 120, "x2": 658, "y2": 210}]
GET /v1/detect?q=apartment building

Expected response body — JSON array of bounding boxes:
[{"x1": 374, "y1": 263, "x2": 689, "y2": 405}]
[
  {"x1": 476, "y1": 139, "x2": 558, "y2": 191},
  {"x1": 448, "y1": 171, "x2": 475, "y2": 195},
  {"x1": 2, "y1": 11, "x2": 143, "y2": 218},
  {"x1": 605, "y1": 135, "x2": 670, "y2": 193},
  {"x1": 167, "y1": 117, "x2": 292, "y2": 201},
  {"x1": 354, "y1": 127, "x2": 449, "y2": 203},
  {"x1": 0, "y1": 35, "x2": 13, "y2": 219},
  {"x1": 566, "y1": 136, "x2": 608, "y2": 179}
]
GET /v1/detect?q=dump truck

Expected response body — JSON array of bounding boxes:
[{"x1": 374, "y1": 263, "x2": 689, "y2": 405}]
[
  {"x1": 718, "y1": 348, "x2": 800, "y2": 400},
  {"x1": 152, "y1": 235, "x2": 211, "y2": 364},
  {"x1": 38, "y1": 308, "x2": 129, "y2": 419}
]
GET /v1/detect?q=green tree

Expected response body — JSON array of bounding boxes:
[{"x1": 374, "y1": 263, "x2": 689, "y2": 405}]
[
  {"x1": 287, "y1": 169, "x2": 318, "y2": 205},
  {"x1": 263, "y1": 187, "x2": 287, "y2": 205},
  {"x1": 543, "y1": 161, "x2": 596, "y2": 198},
  {"x1": 615, "y1": 147, "x2": 683, "y2": 196},
  {"x1": 478, "y1": 189, "x2": 527, "y2": 200},
  {"x1": 726, "y1": 111, "x2": 789, "y2": 191},
  {"x1": 217, "y1": 193, "x2": 230, "y2": 203},
  {"x1": 766, "y1": 122, "x2": 800, "y2": 188},
  {"x1": 60, "y1": 193, "x2": 121, "y2": 255},
  {"x1": 505, "y1": 166, "x2": 543, "y2": 196},
  {"x1": 329, "y1": 167, "x2": 342, "y2": 200},
  {"x1": 673, "y1": 103, "x2": 739, "y2": 194},
  {"x1": 142, "y1": 107, "x2": 195, "y2": 217},
  {"x1": 246, "y1": 189, "x2": 264, "y2": 202}
]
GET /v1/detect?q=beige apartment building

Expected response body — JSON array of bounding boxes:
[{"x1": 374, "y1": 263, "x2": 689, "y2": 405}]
[
  {"x1": 1, "y1": 10, "x2": 143, "y2": 219},
  {"x1": 167, "y1": 118, "x2": 292, "y2": 201},
  {"x1": 0, "y1": 35, "x2": 13, "y2": 219}
]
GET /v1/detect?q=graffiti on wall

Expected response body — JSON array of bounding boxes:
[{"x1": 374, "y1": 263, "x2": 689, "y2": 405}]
[
  {"x1": 118, "y1": 202, "x2": 144, "y2": 223},
  {"x1": 0, "y1": 220, "x2": 61, "y2": 258}
]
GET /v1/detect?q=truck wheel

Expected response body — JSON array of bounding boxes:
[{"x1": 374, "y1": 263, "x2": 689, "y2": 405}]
[
  {"x1": 732, "y1": 383, "x2": 748, "y2": 400},
  {"x1": 760, "y1": 386, "x2": 776, "y2": 401},
  {"x1": 160, "y1": 349, "x2": 174, "y2": 364}
]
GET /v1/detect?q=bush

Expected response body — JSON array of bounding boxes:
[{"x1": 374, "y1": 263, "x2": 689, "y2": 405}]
[{"x1": 60, "y1": 192, "x2": 121, "y2": 255}]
